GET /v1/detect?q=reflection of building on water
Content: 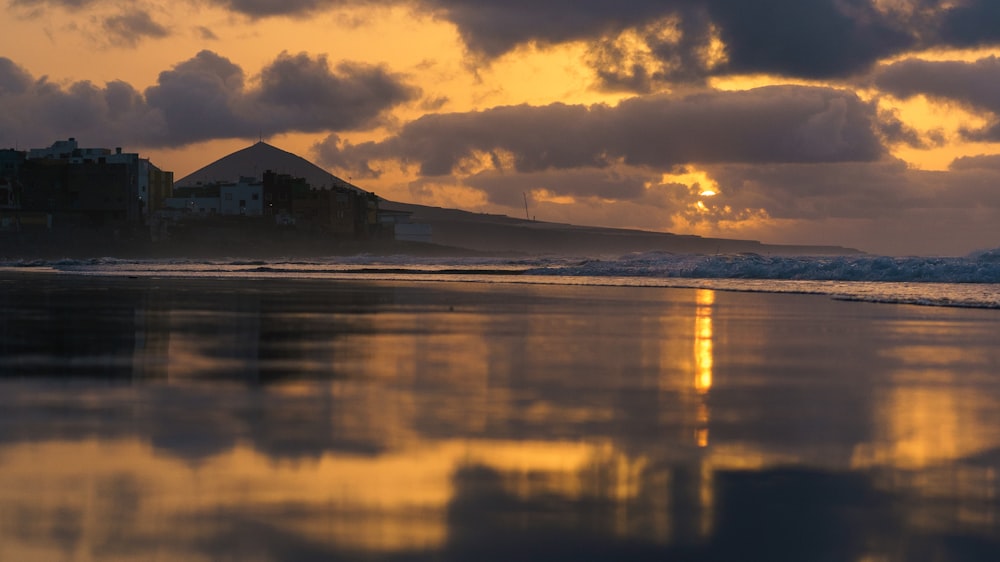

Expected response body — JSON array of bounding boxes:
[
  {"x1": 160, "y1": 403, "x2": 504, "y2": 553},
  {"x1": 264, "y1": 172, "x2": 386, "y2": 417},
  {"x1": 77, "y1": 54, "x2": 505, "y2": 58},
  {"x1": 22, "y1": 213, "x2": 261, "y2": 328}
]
[
  {"x1": 130, "y1": 285, "x2": 396, "y2": 382},
  {"x1": 0, "y1": 279, "x2": 146, "y2": 378},
  {"x1": 131, "y1": 293, "x2": 171, "y2": 379}
]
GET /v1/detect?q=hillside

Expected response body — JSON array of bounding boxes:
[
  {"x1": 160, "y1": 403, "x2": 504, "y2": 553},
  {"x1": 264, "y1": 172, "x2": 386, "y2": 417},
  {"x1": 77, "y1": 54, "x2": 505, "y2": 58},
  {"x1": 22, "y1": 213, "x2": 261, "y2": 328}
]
[
  {"x1": 173, "y1": 141, "x2": 861, "y2": 256},
  {"x1": 381, "y1": 201, "x2": 860, "y2": 256},
  {"x1": 175, "y1": 141, "x2": 361, "y2": 193}
]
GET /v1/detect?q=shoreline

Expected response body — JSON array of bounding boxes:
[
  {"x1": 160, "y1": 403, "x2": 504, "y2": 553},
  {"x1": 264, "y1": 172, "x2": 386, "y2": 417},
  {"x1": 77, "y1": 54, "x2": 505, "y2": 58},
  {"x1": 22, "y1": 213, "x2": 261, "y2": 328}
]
[
  {"x1": 0, "y1": 231, "x2": 499, "y2": 260},
  {"x1": 2, "y1": 261, "x2": 999, "y2": 311}
]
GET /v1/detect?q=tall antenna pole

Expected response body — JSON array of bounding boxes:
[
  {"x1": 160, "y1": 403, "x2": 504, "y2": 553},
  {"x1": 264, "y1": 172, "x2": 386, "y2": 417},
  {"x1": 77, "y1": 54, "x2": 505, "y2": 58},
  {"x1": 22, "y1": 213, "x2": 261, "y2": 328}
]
[{"x1": 523, "y1": 192, "x2": 530, "y2": 220}]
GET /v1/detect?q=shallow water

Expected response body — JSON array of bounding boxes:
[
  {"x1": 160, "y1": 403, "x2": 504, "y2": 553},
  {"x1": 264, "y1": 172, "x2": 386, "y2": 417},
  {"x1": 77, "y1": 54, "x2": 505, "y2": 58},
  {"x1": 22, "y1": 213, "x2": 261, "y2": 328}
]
[
  {"x1": 4, "y1": 252, "x2": 1000, "y2": 308},
  {"x1": 1, "y1": 273, "x2": 999, "y2": 561}
]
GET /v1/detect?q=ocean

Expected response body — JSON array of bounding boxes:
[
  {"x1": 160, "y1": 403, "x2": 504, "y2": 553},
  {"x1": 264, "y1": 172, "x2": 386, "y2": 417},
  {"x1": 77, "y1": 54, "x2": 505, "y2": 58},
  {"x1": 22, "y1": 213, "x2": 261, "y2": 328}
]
[
  {"x1": 1, "y1": 251, "x2": 999, "y2": 561},
  {"x1": 5, "y1": 248, "x2": 1000, "y2": 307}
]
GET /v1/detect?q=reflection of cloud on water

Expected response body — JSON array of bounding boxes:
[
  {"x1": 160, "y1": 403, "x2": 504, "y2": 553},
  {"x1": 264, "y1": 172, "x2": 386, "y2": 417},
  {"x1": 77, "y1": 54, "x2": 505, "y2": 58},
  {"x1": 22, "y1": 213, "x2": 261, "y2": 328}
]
[
  {"x1": 0, "y1": 437, "x2": 649, "y2": 559},
  {"x1": 4, "y1": 277, "x2": 1000, "y2": 559},
  {"x1": 5, "y1": 433, "x2": 922, "y2": 561},
  {"x1": 848, "y1": 317, "x2": 1000, "y2": 535}
]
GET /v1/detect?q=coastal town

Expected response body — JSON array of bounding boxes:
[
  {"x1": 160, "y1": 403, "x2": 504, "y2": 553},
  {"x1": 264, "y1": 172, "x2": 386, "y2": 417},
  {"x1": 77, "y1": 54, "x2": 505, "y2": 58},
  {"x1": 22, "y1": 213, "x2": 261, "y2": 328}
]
[
  {"x1": 0, "y1": 138, "x2": 429, "y2": 255},
  {"x1": 1, "y1": 138, "x2": 864, "y2": 258}
]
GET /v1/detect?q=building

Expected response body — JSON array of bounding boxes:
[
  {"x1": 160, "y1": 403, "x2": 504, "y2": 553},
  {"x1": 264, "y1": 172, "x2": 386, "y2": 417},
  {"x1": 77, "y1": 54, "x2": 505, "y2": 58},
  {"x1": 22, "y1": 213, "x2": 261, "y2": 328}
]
[
  {"x1": 0, "y1": 149, "x2": 24, "y2": 211},
  {"x1": 147, "y1": 164, "x2": 174, "y2": 215},
  {"x1": 295, "y1": 187, "x2": 372, "y2": 237},
  {"x1": 378, "y1": 209, "x2": 432, "y2": 243},
  {"x1": 262, "y1": 170, "x2": 306, "y2": 219},
  {"x1": 163, "y1": 185, "x2": 222, "y2": 216},
  {"x1": 11, "y1": 138, "x2": 173, "y2": 230},
  {"x1": 220, "y1": 177, "x2": 263, "y2": 217}
]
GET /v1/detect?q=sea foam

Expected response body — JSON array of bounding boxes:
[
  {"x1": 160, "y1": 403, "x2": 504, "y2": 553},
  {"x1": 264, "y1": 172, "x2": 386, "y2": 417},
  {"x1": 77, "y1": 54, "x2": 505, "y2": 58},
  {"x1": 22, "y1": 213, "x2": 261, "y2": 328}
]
[{"x1": 524, "y1": 251, "x2": 1000, "y2": 284}]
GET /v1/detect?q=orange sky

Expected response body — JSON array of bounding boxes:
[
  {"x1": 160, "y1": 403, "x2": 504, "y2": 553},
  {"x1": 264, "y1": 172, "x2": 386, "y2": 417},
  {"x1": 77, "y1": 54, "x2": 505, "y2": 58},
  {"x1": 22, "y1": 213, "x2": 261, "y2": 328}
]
[{"x1": 4, "y1": 1, "x2": 1000, "y2": 255}]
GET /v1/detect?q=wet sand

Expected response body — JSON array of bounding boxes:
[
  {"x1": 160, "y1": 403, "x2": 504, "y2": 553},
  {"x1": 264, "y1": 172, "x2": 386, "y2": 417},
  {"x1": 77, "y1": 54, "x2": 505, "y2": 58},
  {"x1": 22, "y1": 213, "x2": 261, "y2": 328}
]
[{"x1": 1, "y1": 272, "x2": 999, "y2": 561}]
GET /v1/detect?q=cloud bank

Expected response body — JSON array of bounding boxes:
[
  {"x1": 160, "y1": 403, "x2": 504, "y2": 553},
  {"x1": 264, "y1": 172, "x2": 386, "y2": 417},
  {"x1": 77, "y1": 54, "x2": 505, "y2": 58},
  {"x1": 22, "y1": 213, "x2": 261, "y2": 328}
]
[
  {"x1": 14, "y1": 1, "x2": 1000, "y2": 85},
  {"x1": 875, "y1": 55, "x2": 1000, "y2": 140},
  {"x1": 0, "y1": 51, "x2": 418, "y2": 148},
  {"x1": 316, "y1": 86, "x2": 884, "y2": 176}
]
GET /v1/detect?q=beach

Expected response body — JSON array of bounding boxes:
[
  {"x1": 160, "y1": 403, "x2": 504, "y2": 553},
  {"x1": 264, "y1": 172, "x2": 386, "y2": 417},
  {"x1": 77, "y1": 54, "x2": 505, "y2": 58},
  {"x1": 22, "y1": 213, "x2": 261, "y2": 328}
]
[{"x1": 1, "y1": 271, "x2": 999, "y2": 561}]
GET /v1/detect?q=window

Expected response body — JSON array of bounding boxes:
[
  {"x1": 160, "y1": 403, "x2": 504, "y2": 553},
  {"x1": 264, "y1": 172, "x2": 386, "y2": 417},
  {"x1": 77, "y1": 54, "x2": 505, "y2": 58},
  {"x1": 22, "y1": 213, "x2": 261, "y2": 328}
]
[
  {"x1": 225, "y1": 193, "x2": 233, "y2": 201},
  {"x1": 252, "y1": 193, "x2": 259, "y2": 201}
]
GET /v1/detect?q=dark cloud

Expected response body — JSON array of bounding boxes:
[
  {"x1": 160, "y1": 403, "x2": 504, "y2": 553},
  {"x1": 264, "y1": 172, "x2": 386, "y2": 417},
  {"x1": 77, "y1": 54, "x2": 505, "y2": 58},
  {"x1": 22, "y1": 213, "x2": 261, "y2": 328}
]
[
  {"x1": 143, "y1": 50, "x2": 252, "y2": 143},
  {"x1": 0, "y1": 56, "x2": 157, "y2": 146},
  {"x1": 218, "y1": 0, "x2": 346, "y2": 17},
  {"x1": 876, "y1": 107, "x2": 930, "y2": 149},
  {"x1": 102, "y1": 11, "x2": 171, "y2": 47},
  {"x1": 0, "y1": 51, "x2": 418, "y2": 148},
  {"x1": 875, "y1": 56, "x2": 1000, "y2": 111},
  {"x1": 142, "y1": 50, "x2": 417, "y2": 144},
  {"x1": 428, "y1": 0, "x2": 1000, "y2": 85},
  {"x1": 421, "y1": 0, "x2": 918, "y2": 85},
  {"x1": 0, "y1": 57, "x2": 34, "y2": 95},
  {"x1": 315, "y1": 86, "x2": 884, "y2": 177},
  {"x1": 255, "y1": 52, "x2": 418, "y2": 132},
  {"x1": 938, "y1": 0, "x2": 1000, "y2": 47},
  {"x1": 8, "y1": 0, "x2": 96, "y2": 8},
  {"x1": 874, "y1": 56, "x2": 1000, "y2": 140},
  {"x1": 13, "y1": 0, "x2": 1000, "y2": 88},
  {"x1": 427, "y1": 0, "x2": 669, "y2": 59},
  {"x1": 195, "y1": 26, "x2": 220, "y2": 40},
  {"x1": 10, "y1": 0, "x2": 345, "y2": 17},
  {"x1": 584, "y1": 9, "x2": 716, "y2": 91},
  {"x1": 948, "y1": 154, "x2": 1000, "y2": 171},
  {"x1": 704, "y1": 0, "x2": 913, "y2": 79}
]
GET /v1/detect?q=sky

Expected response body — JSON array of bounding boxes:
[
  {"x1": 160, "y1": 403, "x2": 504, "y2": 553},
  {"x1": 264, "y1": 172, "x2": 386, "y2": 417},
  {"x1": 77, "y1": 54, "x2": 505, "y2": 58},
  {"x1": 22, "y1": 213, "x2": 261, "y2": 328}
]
[{"x1": 3, "y1": 0, "x2": 1000, "y2": 255}]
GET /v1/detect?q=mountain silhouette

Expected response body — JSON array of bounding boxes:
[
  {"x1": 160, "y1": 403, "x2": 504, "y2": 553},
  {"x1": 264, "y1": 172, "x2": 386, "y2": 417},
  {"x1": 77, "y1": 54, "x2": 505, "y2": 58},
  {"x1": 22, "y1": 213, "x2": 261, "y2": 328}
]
[{"x1": 175, "y1": 141, "x2": 362, "y2": 192}]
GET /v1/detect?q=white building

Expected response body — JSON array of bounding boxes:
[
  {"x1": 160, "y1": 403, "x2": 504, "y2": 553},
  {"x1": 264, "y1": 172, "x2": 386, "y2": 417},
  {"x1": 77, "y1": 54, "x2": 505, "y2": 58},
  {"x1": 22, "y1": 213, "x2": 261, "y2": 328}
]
[
  {"x1": 163, "y1": 196, "x2": 220, "y2": 216},
  {"x1": 220, "y1": 177, "x2": 263, "y2": 216}
]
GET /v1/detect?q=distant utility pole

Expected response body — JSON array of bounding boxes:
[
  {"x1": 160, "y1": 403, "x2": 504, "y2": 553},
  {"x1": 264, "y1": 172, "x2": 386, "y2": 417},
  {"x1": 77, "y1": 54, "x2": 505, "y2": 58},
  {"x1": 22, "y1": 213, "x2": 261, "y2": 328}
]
[{"x1": 523, "y1": 192, "x2": 530, "y2": 220}]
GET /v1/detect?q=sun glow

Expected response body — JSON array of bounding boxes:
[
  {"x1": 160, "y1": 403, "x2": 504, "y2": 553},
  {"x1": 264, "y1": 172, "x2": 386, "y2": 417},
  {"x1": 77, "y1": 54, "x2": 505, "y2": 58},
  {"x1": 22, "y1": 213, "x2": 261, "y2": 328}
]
[
  {"x1": 531, "y1": 188, "x2": 577, "y2": 205},
  {"x1": 661, "y1": 168, "x2": 722, "y2": 198}
]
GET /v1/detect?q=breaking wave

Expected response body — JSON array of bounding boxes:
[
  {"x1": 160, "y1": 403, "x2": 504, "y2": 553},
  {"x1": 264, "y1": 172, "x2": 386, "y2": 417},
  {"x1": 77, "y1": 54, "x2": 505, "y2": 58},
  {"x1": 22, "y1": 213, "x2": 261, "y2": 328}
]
[
  {"x1": 2, "y1": 248, "x2": 999, "y2": 309},
  {"x1": 524, "y1": 251, "x2": 1000, "y2": 284}
]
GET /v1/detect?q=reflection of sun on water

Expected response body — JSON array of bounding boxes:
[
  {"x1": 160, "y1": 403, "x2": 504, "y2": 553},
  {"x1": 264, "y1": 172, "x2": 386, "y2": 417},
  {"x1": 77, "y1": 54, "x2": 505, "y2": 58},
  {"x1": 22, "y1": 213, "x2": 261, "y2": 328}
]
[
  {"x1": 694, "y1": 290, "x2": 714, "y2": 396},
  {"x1": 693, "y1": 290, "x2": 715, "y2": 538},
  {"x1": 694, "y1": 289, "x2": 715, "y2": 450}
]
